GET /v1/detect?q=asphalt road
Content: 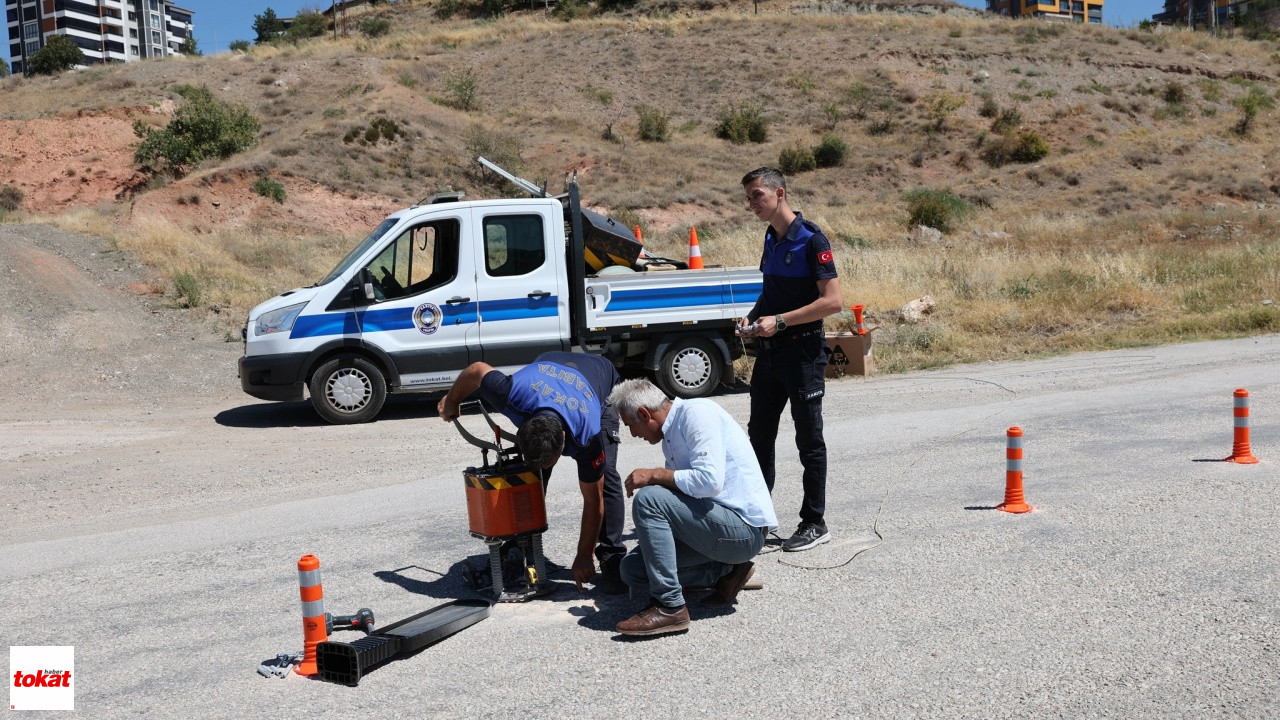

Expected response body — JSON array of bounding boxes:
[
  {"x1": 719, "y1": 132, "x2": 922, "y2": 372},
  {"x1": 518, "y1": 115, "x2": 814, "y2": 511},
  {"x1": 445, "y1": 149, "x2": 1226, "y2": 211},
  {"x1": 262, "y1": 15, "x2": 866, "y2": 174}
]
[{"x1": 3, "y1": 332, "x2": 1277, "y2": 719}]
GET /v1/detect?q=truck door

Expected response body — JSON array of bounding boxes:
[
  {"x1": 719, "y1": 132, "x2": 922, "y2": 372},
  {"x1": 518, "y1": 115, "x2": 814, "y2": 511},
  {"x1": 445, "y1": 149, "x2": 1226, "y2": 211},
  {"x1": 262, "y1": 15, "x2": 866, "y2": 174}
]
[
  {"x1": 473, "y1": 207, "x2": 567, "y2": 369},
  {"x1": 358, "y1": 213, "x2": 480, "y2": 387}
]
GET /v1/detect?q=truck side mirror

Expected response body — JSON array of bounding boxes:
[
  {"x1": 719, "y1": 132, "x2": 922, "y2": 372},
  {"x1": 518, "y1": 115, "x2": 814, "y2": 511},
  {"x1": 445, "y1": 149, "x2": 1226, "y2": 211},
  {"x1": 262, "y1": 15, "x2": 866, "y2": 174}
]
[{"x1": 352, "y1": 268, "x2": 375, "y2": 306}]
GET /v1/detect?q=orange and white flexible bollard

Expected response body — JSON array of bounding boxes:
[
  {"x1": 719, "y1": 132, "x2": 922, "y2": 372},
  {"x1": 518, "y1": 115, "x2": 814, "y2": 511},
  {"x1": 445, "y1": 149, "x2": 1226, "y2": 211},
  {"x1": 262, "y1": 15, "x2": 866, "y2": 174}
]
[
  {"x1": 688, "y1": 227, "x2": 704, "y2": 269},
  {"x1": 998, "y1": 427, "x2": 1033, "y2": 513},
  {"x1": 852, "y1": 304, "x2": 867, "y2": 335},
  {"x1": 1226, "y1": 388, "x2": 1259, "y2": 464},
  {"x1": 634, "y1": 225, "x2": 647, "y2": 258},
  {"x1": 295, "y1": 554, "x2": 328, "y2": 676}
]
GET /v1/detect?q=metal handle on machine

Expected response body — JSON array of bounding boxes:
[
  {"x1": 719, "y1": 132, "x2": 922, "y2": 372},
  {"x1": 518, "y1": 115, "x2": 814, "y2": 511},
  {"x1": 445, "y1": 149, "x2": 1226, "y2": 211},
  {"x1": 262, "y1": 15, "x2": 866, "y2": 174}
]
[{"x1": 451, "y1": 400, "x2": 519, "y2": 453}]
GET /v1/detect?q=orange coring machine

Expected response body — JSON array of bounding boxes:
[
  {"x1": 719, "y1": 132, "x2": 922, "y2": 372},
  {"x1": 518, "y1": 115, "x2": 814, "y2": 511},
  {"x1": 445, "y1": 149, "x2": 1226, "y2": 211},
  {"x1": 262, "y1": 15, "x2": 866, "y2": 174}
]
[{"x1": 452, "y1": 401, "x2": 556, "y2": 603}]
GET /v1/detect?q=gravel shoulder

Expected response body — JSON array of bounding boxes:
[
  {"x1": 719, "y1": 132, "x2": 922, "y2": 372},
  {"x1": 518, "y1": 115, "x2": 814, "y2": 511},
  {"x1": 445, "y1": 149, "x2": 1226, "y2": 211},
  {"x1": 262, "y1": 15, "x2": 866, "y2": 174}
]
[{"x1": 2, "y1": 223, "x2": 1277, "y2": 719}]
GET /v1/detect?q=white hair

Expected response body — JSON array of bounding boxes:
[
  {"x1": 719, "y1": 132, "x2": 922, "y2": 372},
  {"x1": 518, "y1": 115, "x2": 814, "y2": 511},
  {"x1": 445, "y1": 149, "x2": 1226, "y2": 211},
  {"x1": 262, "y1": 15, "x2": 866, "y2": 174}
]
[{"x1": 607, "y1": 378, "x2": 670, "y2": 421}]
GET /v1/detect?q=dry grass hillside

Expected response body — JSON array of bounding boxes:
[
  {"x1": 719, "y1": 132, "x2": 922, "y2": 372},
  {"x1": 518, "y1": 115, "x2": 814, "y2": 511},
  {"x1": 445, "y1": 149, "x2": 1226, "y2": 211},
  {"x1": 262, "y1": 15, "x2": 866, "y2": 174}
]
[{"x1": 1, "y1": 0, "x2": 1278, "y2": 371}]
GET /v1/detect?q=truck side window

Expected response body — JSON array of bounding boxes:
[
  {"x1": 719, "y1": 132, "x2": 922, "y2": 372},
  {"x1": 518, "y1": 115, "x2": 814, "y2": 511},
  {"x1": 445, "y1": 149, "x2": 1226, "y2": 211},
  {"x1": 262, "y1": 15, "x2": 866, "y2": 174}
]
[
  {"x1": 483, "y1": 214, "x2": 545, "y2": 277},
  {"x1": 365, "y1": 219, "x2": 460, "y2": 301}
]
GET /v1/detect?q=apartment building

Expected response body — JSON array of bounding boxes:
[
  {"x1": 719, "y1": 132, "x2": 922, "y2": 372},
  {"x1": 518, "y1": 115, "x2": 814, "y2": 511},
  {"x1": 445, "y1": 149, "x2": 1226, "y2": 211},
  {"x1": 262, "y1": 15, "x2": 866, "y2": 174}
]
[
  {"x1": 986, "y1": 0, "x2": 1104, "y2": 24},
  {"x1": 6, "y1": 0, "x2": 195, "y2": 75},
  {"x1": 1154, "y1": 0, "x2": 1247, "y2": 26}
]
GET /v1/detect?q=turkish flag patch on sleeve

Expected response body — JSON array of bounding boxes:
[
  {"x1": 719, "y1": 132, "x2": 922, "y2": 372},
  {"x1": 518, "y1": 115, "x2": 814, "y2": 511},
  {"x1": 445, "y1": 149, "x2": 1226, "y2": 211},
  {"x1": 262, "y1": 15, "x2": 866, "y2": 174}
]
[
  {"x1": 592, "y1": 451, "x2": 606, "y2": 470},
  {"x1": 818, "y1": 250, "x2": 834, "y2": 264}
]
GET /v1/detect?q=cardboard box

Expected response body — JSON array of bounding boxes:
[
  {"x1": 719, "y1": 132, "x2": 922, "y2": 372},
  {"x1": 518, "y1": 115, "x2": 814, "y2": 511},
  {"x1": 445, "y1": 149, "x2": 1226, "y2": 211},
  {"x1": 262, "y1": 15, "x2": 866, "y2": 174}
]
[{"x1": 826, "y1": 332, "x2": 873, "y2": 378}]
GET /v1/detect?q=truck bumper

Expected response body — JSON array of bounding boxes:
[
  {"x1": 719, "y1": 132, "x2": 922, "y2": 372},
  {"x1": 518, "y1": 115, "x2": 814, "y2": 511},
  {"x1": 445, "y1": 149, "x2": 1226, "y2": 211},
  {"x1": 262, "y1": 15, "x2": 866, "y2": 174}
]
[{"x1": 239, "y1": 353, "x2": 308, "y2": 402}]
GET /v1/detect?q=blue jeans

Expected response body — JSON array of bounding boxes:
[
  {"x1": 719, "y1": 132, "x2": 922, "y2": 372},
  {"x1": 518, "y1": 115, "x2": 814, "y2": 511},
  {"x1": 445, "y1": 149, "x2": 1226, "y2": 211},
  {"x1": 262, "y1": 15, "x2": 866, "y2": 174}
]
[{"x1": 620, "y1": 486, "x2": 766, "y2": 608}]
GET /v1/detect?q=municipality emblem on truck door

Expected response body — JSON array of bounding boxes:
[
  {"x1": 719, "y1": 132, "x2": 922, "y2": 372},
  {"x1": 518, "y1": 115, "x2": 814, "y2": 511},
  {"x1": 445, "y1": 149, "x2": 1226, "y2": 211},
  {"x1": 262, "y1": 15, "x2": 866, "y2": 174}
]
[{"x1": 413, "y1": 303, "x2": 443, "y2": 335}]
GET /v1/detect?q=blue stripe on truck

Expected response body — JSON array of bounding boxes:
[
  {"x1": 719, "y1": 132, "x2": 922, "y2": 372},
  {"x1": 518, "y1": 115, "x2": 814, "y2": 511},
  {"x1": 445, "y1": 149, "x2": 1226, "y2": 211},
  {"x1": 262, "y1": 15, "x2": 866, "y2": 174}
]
[
  {"x1": 604, "y1": 282, "x2": 762, "y2": 312},
  {"x1": 288, "y1": 297, "x2": 556, "y2": 339}
]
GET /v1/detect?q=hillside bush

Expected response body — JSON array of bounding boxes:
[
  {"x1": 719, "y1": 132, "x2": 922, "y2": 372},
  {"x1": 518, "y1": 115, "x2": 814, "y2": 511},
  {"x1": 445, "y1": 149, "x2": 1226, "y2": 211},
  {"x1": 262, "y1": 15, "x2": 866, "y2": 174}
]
[
  {"x1": 635, "y1": 105, "x2": 670, "y2": 142},
  {"x1": 551, "y1": 0, "x2": 588, "y2": 19},
  {"x1": 172, "y1": 270, "x2": 203, "y2": 308},
  {"x1": 27, "y1": 35, "x2": 85, "y2": 76},
  {"x1": 444, "y1": 68, "x2": 479, "y2": 111},
  {"x1": 434, "y1": 0, "x2": 463, "y2": 18},
  {"x1": 0, "y1": 185, "x2": 22, "y2": 213},
  {"x1": 465, "y1": 125, "x2": 522, "y2": 191},
  {"x1": 229, "y1": 40, "x2": 251, "y2": 53},
  {"x1": 813, "y1": 134, "x2": 848, "y2": 168},
  {"x1": 990, "y1": 107, "x2": 1022, "y2": 134},
  {"x1": 252, "y1": 176, "x2": 286, "y2": 203},
  {"x1": 715, "y1": 103, "x2": 768, "y2": 144},
  {"x1": 903, "y1": 188, "x2": 972, "y2": 233},
  {"x1": 284, "y1": 10, "x2": 328, "y2": 42},
  {"x1": 358, "y1": 17, "x2": 391, "y2": 38},
  {"x1": 778, "y1": 145, "x2": 816, "y2": 175},
  {"x1": 1234, "y1": 88, "x2": 1274, "y2": 135},
  {"x1": 981, "y1": 130, "x2": 1049, "y2": 167},
  {"x1": 133, "y1": 85, "x2": 260, "y2": 176},
  {"x1": 178, "y1": 37, "x2": 200, "y2": 56}
]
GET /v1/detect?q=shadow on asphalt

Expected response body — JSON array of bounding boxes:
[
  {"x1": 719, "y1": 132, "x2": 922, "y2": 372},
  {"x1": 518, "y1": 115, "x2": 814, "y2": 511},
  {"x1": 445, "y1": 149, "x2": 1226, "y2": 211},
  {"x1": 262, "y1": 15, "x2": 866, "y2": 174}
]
[
  {"x1": 215, "y1": 392, "x2": 445, "y2": 428},
  {"x1": 217, "y1": 378, "x2": 746, "y2": 429},
  {"x1": 1191, "y1": 458, "x2": 1231, "y2": 462},
  {"x1": 963, "y1": 505, "x2": 1000, "y2": 511}
]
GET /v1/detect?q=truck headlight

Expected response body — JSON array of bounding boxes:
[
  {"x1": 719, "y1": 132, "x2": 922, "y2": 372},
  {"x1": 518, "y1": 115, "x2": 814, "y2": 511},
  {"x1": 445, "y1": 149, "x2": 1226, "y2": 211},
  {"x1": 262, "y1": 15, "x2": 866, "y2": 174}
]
[{"x1": 255, "y1": 302, "x2": 307, "y2": 336}]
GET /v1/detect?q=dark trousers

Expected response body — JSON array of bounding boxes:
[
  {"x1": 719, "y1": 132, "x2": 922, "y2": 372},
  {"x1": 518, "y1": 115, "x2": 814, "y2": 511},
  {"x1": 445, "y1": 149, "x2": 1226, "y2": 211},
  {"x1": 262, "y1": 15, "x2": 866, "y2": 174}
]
[
  {"x1": 543, "y1": 403, "x2": 626, "y2": 564},
  {"x1": 748, "y1": 334, "x2": 828, "y2": 524}
]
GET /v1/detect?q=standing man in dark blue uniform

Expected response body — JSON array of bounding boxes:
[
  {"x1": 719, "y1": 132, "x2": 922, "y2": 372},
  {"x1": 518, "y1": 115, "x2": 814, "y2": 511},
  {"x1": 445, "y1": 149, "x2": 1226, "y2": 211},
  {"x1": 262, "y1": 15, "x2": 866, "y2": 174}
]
[
  {"x1": 737, "y1": 167, "x2": 843, "y2": 552},
  {"x1": 438, "y1": 351, "x2": 626, "y2": 592}
]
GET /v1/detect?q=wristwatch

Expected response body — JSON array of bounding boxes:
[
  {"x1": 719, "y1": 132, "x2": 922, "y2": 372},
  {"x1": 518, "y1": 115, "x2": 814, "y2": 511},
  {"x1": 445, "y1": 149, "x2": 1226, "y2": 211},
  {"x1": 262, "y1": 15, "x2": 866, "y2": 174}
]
[{"x1": 774, "y1": 314, "x2": 788, "y2": 331}]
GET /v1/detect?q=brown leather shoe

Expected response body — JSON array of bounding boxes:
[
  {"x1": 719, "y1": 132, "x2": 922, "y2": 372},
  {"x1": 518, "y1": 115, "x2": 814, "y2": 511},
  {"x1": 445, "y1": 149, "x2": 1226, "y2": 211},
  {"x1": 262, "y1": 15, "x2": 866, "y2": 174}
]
[
  {"x1": 703, "y1": 562, "x2": 755, "y2": 606},
  {"x1": 616, "y1": 604, "x2": 690, "y2": 636}
]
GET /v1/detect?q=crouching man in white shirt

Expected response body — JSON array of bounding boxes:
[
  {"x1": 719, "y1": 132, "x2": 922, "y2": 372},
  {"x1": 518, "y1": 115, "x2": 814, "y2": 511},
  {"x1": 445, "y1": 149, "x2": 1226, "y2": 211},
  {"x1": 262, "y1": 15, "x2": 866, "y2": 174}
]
[{"x1": 607, "y1": 379, "x2": 779, "y2": 637}]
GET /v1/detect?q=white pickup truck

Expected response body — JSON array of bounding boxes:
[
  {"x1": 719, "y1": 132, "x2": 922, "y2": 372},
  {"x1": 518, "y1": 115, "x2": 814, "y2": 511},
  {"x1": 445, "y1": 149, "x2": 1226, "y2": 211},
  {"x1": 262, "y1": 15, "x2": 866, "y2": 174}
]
[{"x1": 238, "y1": 174, "x2": 762, "y2": 423}]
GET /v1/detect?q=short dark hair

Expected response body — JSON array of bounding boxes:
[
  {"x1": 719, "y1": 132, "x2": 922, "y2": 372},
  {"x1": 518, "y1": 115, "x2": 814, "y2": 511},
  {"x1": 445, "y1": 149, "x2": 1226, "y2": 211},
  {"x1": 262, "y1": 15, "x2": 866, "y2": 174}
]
[
  {"x1": 517, "y1": 412, "x2": 564, "y2": 468},
  {"x1": 742, "y1": 166, "x2": 786, "y2": 191}
]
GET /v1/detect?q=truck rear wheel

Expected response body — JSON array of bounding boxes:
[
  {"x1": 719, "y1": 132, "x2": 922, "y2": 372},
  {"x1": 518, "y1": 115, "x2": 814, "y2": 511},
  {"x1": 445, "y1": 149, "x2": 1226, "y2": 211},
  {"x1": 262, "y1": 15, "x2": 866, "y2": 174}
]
[
  {"x1": 309, "y1": 355, "x2": 387, "y2": 424},
  {"x1": 656, "y1": 337, "x2": 722, "y2": 399}
]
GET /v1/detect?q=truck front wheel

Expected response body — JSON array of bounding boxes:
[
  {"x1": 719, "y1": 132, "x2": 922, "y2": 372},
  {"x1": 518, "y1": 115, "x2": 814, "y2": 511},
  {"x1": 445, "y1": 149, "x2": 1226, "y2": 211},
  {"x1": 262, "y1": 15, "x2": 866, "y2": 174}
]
[
  {"x1": 656, "y1": 337, "x2": 722, "y2": 399},
  {"x1": 309, "y1": 355, "x2": 387, "y2": 424}
]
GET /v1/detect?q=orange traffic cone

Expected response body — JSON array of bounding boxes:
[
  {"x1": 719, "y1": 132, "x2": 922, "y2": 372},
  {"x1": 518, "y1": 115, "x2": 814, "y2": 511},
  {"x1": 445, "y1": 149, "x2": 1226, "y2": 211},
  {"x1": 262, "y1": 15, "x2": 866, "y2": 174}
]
[
  {"x1": 634, "y1": 225, "x2": 647, "y2": 258},
  {"x1": 852, "y1": 304, "x2": 867, "y2": 335},
  {"x1": 295, "y1": 554, "x2": 328, "y2": 675},
  {"x1": 997, "y1": 427, "x2": 1033, "y2": 513},
  {"x1": 1226, "y1": 388, "x2": 1259, "y2": 464},
  {"x1": 688, "y1": 227, "x2": 704, "y2": 269}
]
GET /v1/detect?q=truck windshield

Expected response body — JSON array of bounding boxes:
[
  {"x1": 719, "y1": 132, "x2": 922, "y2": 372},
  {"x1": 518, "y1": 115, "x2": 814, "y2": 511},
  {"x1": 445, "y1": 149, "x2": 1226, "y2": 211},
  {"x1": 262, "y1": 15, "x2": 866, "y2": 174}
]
[{"x1": 316, "y1": 217, "x2": 399, "y2": 286}]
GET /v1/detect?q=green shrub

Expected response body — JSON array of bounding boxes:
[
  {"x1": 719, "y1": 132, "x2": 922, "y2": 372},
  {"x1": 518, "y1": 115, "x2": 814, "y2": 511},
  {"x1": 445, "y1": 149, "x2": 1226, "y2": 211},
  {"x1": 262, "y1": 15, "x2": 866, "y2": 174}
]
[
  {"x1": 778, "y1": 145, "x2": 817, "y2": 174},
  {"x1": 903, "y1": 188, "x2": 972, "y2": 233},
  {"x1": 1234, "y1": 87, "x2": 1274, "y2": 135},
  {"x1": 477, "y1": 0, "x2": 506, "y2": 18},
  {"x1": 990, "y1": 107, "x2": 1023, "y2": 134},
  {"x1": 868, "y1": 119, "x2": 893, "y2": 135},
  {"x1": 132, "y1": 85, "x2": 260, "y2": 176},
  {"x1": 27, "y1": 35, "x2": 85, "y2": 76},
  {"x1": 715, "y1": 102, "x2": 768, "y2": 144},
  {"x1": 813, "y1": 134, "x2": 848, "y2": 168},
  {"x1": 0, "y1": 185, "x2": 22, "y2": 213},
  {"x1": 229, "y1": 39, "x2": 251, "y2": 53},
  {"x1": 435, "y1": 0, "x2": 463, "y2": 18},
  {"x1": 173, "y1": 270, "x2": 203, "y2": 308},
  {"x1": 925, "y1": 92, "x2": 965, "y2": 131},
  {"x1": 178, "y1": 37, "x2": 201, "y2": 56},
  {"x1": 252, "y1": 175, "x2": 286, "y2": 203},
  {"x1": 283, "y1": 10, "x2": 328, "y2": 42},
  {"x1": 635, "y1": 105, "x2": 670, "y2": 142},
  {"x1": 551, "y1": 0, "x2": 588, "y2": 19},
  {"x1": 981, "y1": 130, "x2": 1049, "y2": 167},
  {"x1": 978, "y1": 92, "x2": 999, "y2": 118},
  {"x1": 465, "y1": 125, "x2": 522, "y2": 191},
  {"x1": 444, "y1": 68, "x2": 479, "y2": 111},
  {"x1": 1163, "y1": 81, "x2": 1189, "y2": 105},
  {"x1": 358, "y1": 17, "x2": 391, "y2": 38}
]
